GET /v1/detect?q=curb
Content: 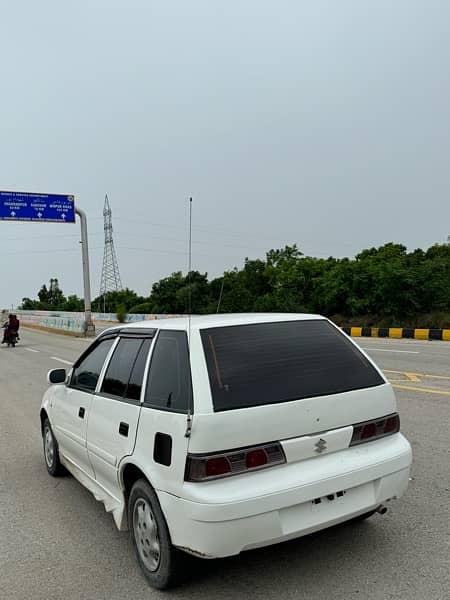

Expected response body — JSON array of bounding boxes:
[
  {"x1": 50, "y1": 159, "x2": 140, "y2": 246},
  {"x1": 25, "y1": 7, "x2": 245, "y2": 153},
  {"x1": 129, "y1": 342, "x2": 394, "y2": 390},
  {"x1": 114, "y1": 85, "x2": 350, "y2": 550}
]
[{"x1": 342, "y1": 326, "x2": 450, "y2": 341}]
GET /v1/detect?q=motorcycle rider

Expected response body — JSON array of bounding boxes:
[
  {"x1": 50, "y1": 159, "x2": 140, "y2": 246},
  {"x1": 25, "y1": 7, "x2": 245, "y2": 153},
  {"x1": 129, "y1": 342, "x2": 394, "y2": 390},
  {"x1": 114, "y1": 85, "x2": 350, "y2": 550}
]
[{"x1": 2, "y1": 314, "x2": 20, "y2": 344}]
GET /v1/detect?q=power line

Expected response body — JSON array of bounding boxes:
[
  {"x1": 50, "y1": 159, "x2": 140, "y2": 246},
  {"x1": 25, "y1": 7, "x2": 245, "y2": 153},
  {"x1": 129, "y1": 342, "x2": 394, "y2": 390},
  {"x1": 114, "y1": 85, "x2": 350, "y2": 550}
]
[
  {"x1": 114, "y1": 215, "x2": 284, "y2": 241},
  {"x1": 0, "y1": 232, "x2": 103, "y2": 243},
  {"x1": 113, "y1": 215, "x2": 356, "y2": 248},
  {"x1": 114, "y1": 230, "x2": 269, "y2": 253},
  {"x1": 2, "y1": 246, "x2": 103, "y2": 256},
  {"x1": 116, "y1": 245, "x2": 257, "y2": 263}
]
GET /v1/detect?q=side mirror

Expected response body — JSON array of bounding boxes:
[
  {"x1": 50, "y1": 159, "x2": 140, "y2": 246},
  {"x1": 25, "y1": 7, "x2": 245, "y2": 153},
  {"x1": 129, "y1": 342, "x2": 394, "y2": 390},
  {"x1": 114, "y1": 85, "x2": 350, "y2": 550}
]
[{"x1": 47, "y1": 368, "x2": 67, "y2": 385}]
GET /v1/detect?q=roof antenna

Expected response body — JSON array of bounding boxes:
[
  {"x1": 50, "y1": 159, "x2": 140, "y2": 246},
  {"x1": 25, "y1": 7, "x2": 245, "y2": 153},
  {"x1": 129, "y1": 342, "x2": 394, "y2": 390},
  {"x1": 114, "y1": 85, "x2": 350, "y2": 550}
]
[
  {"x1": 216, "y1": 276, "x2": 225, "y2": 313},
  {"x1": 188, "y1": 196, "x2": 192, "y2": 320},
  {"x1": 185, "y1": 197, "x2": 193, "y2": 438}
]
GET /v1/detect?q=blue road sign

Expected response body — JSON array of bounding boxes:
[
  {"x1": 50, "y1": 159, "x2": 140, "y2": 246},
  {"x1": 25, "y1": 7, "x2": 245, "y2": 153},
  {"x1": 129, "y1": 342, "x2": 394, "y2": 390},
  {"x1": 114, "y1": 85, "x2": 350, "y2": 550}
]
[{"x1": 0, "y1": 191, "x2": 75, "y2": 223}]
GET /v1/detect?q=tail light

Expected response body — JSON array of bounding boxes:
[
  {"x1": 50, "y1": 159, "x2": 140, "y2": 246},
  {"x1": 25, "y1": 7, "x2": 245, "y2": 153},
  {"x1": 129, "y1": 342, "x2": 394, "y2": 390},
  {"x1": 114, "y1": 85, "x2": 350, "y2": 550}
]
[
  {"x1": 185, "y1": 442, "x2": 286, "y2": 482},
  {"x1": 350, "y1": 413, "x2": 400, "y2": 446}
]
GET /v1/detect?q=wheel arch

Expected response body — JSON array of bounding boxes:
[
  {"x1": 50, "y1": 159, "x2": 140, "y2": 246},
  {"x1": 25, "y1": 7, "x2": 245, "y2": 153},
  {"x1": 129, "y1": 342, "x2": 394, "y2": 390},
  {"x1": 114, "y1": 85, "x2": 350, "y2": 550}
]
[
  {"x1": 40, "y1": 408, "x2": 49, "y2": 435},
  {"x1": 121, "y1": 462, "x2": 155, "y2": 504}
]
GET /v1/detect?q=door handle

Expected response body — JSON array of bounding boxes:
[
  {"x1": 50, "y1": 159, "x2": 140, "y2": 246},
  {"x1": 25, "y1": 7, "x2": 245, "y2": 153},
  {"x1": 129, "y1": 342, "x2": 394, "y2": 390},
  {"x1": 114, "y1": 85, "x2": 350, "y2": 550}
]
[
  {"x1": 119, "y1": 422, "x2": 129, "y2": 437},
  {"x1": 78, "y1": 407, "x2": 85, "y2": 419}
]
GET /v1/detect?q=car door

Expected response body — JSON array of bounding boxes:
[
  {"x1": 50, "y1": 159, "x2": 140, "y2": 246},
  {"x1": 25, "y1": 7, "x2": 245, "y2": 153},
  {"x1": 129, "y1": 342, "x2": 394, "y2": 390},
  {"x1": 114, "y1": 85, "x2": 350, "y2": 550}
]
[
  {"x1": 132, "y1": 329, "x2": 192, "y2": 495},
  {"x1": 86, "y1": 333, "x2": 154, "y2": 496},
  {"x1": 54, "y1": 335, "x2": 116, "y2": 478}
]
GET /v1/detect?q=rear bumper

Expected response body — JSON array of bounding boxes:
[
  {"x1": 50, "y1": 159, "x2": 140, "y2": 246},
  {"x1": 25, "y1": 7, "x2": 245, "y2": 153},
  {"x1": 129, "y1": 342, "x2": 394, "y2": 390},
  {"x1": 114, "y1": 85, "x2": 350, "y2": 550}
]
[{"x1": 158, "y1": 434, "x2": 412, "y2": 558}]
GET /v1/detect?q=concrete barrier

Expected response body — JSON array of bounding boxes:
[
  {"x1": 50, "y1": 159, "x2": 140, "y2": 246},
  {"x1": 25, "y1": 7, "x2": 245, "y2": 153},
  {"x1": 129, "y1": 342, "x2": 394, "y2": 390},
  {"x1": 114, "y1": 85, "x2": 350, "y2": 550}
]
[
  {"x1": 342, "y1": 326, "x2": 450, "y2": 341},
  {"x1": 18, "y1": 312, "x2": 86, "y2": 334},
  {"x1": 92, "y1": 312, "x2": 180, "y2": 323},
  {"x1": 16, "y1": 310, "x2": 182, "y2": 335}
]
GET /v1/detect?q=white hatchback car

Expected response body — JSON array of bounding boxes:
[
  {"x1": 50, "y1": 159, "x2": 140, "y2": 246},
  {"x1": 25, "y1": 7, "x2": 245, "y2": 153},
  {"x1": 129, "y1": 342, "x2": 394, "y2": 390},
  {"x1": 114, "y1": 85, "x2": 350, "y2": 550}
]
[{"x1": 40, "y1": 314, "x2": 412, "y2": 589}]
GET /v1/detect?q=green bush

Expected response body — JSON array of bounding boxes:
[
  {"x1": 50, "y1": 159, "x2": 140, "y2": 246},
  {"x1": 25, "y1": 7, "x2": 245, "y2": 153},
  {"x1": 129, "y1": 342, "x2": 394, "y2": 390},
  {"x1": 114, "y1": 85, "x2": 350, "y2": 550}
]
[{"x1": 116, "y1": 304, "x2": 127, "y2": 323}]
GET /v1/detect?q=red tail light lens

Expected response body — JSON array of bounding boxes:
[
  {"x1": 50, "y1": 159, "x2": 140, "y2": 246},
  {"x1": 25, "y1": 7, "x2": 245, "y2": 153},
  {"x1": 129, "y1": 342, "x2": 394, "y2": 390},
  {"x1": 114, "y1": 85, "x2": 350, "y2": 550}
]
[
  {"x1": 384, "y1": 415, "x2": 399, "y2": 433},
  {"x1": 350, "y1": 413, "x2": 400, "y2": 446},
  {"x1": 205, "y1": 456, "x2": 231, "y2": 478},
  {"x1": 246, "y1": 448, "x2": 268, "y2": 469},
  {"x1": 185, "y1": 442, "x2": 285, "y2": 482},
  {"x1": 361, "y1": 422, "x2": 377, "y2": 440}
]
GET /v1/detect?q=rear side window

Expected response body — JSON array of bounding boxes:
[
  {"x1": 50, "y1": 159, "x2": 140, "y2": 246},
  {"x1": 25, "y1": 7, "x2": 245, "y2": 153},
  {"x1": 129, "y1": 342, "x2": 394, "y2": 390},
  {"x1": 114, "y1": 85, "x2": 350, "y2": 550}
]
[
  {"x1": 200, "y1": 320, "x2": 384, "y2": 412},
  {"x1": 144, "y1": 330, "x2": 191, "y2": 413}
]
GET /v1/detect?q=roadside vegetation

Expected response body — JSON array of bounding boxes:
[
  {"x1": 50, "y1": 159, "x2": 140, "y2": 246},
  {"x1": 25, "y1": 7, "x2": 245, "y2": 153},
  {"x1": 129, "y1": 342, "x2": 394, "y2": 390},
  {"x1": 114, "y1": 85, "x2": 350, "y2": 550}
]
[{"x1": 19, "y1": 241, "x2": 450, "y2": 328}]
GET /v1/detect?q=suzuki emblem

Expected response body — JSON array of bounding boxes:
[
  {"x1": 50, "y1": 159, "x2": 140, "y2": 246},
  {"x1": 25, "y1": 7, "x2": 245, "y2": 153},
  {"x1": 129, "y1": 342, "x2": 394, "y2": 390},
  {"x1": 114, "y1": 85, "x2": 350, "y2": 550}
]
[{"x1": 314, "y1": 438, "x2": 327, "y2": 453}]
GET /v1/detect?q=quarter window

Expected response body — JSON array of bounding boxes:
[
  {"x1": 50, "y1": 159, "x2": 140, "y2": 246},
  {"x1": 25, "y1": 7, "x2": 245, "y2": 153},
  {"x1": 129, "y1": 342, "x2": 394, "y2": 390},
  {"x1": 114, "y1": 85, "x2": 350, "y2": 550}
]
[
  {"x1": 70, "y1": 338, "x2": 115, "y2": 393},
  {"x1": 144, "y1": 330, "x2": 191, "y2": 412}
]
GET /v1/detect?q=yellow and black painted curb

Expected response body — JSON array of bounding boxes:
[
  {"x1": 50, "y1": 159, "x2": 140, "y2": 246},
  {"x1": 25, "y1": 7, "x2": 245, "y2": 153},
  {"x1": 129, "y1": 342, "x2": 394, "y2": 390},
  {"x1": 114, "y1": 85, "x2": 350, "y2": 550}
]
[{"x1": 342, "y1": 326, "x2": 450, "y2": 341}]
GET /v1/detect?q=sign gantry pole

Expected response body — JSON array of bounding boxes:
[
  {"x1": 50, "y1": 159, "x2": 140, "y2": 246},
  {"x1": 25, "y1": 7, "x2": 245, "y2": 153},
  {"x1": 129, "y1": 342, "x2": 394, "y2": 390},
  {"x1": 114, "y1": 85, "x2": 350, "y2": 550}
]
[{"x1": 75, "y1": 206, "x2": 95, "y2": 337}]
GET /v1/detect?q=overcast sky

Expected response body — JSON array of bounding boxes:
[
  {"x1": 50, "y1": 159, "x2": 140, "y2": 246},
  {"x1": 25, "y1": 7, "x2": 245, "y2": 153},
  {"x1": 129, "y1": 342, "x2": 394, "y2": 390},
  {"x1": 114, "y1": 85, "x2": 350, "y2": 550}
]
[{"x1": 1, "y1": 1, "x2": 449, "y2": 309}]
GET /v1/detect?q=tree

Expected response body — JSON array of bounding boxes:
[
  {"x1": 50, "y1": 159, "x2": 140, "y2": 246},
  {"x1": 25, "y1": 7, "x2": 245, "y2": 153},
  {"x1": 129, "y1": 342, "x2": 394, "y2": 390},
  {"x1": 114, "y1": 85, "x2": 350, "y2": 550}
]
[
  {"x1": 206, "y1": 259, "x2": 269, "y2": 313},
  {"x1": 93, "y1": 288, "x2": 145, "y2": 314},
  {"x1": 20, "y1": 297, "x2": 40, "y2": 310},
  {"x1": 64, "y1": 295, "x2": 84, "y2": 312},
  {"x1": 147, "y1": 271, "x2": 210, "y2": 314},
  {"x1": 36, "y1": 278, "x2": 66, "y2": 310},
  {"x1": 260, "y1": 245, "x2": 306, "y2": 312},
  {"x1": 145, "y1": 272, "x2": 185, "y2": 314}
]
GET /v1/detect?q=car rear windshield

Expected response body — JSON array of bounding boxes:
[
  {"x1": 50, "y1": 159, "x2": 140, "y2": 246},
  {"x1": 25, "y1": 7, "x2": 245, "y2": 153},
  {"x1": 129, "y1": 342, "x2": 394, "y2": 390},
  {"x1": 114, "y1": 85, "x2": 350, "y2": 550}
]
[{"x1": 200, "y1": 320, "x2": 385, "y2": 411}]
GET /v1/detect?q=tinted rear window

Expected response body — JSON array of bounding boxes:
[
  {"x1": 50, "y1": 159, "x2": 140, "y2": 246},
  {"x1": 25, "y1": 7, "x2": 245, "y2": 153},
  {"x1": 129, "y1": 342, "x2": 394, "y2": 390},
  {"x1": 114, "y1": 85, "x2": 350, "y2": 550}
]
[{"x1": 200, "y1": 320, "x2": 384, "y2": 411}]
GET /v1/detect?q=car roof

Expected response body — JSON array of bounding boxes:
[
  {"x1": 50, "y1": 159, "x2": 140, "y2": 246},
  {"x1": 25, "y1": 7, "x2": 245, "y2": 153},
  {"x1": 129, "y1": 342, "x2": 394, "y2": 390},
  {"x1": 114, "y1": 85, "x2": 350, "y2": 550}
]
[{"x1": 105, "y1": 313, "x2": 326, "y2": 334}]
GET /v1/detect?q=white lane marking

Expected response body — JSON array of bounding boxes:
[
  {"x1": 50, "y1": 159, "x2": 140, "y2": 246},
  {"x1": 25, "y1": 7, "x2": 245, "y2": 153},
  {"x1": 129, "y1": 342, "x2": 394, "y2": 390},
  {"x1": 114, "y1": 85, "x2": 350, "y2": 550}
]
[
  {"x1": 50, "y1": 356, "x2": 73, "y2": 365},
  {"x1": 25, "y1": 348, "x2": 40, "y2": 353},
  {"x1": 361, "y1": 347, "x2": 419, "y2": 354}
]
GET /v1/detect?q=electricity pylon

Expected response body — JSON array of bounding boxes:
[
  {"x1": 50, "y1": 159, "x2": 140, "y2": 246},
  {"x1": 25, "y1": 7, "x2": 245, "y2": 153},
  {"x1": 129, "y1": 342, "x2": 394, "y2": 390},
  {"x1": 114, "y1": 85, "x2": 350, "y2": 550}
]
[{"x1": 99, "y1": 194, "x2": 122, "y2": 311}]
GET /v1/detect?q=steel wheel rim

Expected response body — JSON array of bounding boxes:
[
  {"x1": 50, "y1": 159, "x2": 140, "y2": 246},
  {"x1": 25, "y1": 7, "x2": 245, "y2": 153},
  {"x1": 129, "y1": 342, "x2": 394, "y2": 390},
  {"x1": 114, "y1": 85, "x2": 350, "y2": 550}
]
[
  {"x1": 133, "y1": 498, "x2": 161, "y2": 572},
  {"x1": 44, "y1": 427, "x2": 54, "y2": 468}
]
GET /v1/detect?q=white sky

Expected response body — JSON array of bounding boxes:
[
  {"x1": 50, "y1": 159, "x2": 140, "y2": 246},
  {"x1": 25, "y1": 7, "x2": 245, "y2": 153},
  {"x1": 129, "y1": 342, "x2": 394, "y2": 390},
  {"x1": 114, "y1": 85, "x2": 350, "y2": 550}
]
[{"x1": 1, "y1": 1, "x2": 449, "y2": 308}]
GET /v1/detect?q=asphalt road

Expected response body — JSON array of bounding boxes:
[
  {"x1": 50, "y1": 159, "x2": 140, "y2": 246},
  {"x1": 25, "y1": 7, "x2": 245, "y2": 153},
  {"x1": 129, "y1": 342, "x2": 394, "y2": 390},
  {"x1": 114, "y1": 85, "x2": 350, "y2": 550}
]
[{"x1": 1, "y1": 329, "x2": 449, "y2": 600}]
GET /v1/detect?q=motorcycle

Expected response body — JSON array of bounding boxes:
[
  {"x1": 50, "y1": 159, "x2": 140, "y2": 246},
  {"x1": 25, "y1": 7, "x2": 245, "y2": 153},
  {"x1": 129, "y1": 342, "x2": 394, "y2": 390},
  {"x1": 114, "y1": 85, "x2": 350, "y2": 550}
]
[{"x1": 2, "y1": 325, "x2": 19, "y2": 347}]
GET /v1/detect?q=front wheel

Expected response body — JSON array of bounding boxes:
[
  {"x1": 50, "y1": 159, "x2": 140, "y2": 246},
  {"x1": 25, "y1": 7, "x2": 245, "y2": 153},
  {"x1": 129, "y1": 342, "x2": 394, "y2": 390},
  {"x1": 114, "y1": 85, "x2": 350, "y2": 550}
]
[
  {"x1": 42, "y1": 419, "x2": 65, "y2": 476},
  {"x1": 128, "y1": 479, "x2": 183, "y2": 589}
]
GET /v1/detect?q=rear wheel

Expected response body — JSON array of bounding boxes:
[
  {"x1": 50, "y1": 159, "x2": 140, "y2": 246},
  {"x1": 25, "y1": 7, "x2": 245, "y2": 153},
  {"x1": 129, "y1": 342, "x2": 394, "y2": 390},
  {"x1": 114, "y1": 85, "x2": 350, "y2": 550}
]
[
  {"x1": 128, "y1": 479, "x2": 183, "y2": 589},
  {"x1": 42, "y1": 419, "x2": 65, "y2": 476}
]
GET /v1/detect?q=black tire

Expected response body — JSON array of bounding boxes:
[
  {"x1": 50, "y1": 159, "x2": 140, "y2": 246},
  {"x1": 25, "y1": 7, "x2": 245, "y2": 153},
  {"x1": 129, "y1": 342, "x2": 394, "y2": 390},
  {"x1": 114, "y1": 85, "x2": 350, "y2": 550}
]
[
  {"x1": 42, "y1": 419, "x2": 65, "y2": 476},
  {"x1": 128, "y1": 479, "x2": 183, "y2": 590}
]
